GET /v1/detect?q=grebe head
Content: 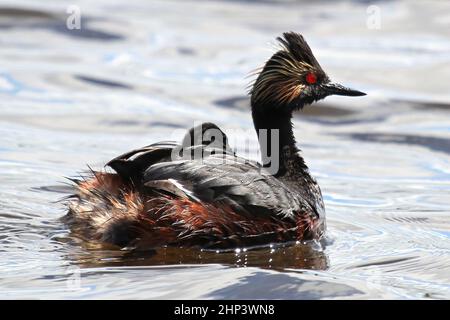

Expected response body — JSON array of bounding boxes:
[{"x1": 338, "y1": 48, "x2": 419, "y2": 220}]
[{"x1": 250, "y1": 32, "x2": 366, "y2": 111}]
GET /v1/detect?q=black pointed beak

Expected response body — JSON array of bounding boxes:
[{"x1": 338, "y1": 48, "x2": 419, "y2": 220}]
[{"x1": 322, "y1": 83, "x2": 366, "y2": 97}]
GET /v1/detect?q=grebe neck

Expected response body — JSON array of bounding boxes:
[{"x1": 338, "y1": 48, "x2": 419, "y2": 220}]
[{"x1": 252, "y1": 106, "x2": 304, "y2": 177}]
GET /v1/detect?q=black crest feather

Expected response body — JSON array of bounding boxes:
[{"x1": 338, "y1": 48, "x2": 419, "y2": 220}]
[{"x1": 277, "y1": 32, "x2": 322, "y2": 70}]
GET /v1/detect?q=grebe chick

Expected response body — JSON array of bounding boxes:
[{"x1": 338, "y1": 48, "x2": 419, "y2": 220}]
[{"x1": 64, "y1": 32, "x2": 365, "y2": 249}]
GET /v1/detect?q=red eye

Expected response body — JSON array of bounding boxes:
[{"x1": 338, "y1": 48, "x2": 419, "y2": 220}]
[{"x1": 306, "y1": 72, "x2": 317, "y2": 84}]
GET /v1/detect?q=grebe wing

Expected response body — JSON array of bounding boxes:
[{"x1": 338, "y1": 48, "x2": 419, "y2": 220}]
[
  {"x1": 106, "y1": 141, "x2": 178, "y2": 184},
  {"x1": 143, "y1": 153, "x2": 312, "y2": 220}
]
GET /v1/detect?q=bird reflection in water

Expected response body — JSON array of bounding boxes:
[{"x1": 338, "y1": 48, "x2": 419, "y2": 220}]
[{"x1": 61, "y1": 239, "x2": 328, "y2": 271}]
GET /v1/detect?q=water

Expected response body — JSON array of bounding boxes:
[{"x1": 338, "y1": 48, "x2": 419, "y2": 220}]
[{"x1": 1, "y1": 0, "x2": 450, "y2": 299}]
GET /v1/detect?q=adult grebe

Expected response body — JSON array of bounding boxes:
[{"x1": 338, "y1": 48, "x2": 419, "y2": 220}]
[{"x1": 64, "y1": 32, "x2": 365, "y2": 249}]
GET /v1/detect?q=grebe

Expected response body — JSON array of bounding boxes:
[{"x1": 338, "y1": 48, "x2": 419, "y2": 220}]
[{"x1": 64, "y1": 32, "x2": 365, "y2": 249}]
